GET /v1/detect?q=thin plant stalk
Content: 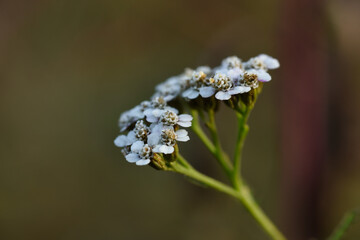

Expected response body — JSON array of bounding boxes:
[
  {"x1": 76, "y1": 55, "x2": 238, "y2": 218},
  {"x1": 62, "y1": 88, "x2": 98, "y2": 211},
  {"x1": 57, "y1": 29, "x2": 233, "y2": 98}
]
[
  {"x1": 171, "y1": 156, "x2": 286, "y2": 240},
  {"x1": 190, "y1": 109, "x2": 233, "y2": 178},
  {"x1": 232, "y1": 107, "x2": 251, "y2": 189},
  {"x1": 328, "y1": 210, "x2": 358, "y2": 240}
]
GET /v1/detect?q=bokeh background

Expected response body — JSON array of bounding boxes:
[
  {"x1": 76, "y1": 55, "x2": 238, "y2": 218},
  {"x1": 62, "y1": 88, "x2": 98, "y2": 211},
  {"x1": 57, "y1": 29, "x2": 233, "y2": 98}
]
[{"x1": 1, "y1": 0, "x2": 360, "y2": 239}]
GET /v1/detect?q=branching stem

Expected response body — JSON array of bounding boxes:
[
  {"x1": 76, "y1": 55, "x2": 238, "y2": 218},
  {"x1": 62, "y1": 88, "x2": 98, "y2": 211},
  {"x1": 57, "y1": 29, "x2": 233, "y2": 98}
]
[
  {"x1": 190, "y1": 109, "x2": 233, "y2": 178},
  {"x1": 232, "y1": 107, "x2": 251, "y2": 189},
  {"x1": 170, "y1": 159, "x2": 286, "y2": 240},
  {"x1": 183, "y1": 98, "x2": 286, "y2": 240}
]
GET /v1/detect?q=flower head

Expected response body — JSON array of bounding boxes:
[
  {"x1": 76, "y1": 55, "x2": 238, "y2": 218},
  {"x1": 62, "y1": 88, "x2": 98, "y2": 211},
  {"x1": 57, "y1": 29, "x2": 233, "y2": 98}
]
[
  {"x1": 124, "y1": 141, "x2": 153, "y2": 166},
  {"x1": 244, "y1": 54, "x2": 280, "y2": 70},
  {"x1": 160, "y1": 110, "x2": 193, "y2": 127},
  {"x1": 144, "y1": 97, "x2": 179, "y2": 123},
  {"x1": 115, "y1": 54, "x2": 279, "y2": 167},
  {"x1": 148, "y1": 124, "x2": 190, "y2": 154},
  {"x1": 221, "y1": 56, "x2": 243, "y2": 69},
  {"x1": 153, "y1": 77, "x2": 182, "y2": 102},
  {"x1": 207, "y1": 72, "x2": 250, "y2": 100}
]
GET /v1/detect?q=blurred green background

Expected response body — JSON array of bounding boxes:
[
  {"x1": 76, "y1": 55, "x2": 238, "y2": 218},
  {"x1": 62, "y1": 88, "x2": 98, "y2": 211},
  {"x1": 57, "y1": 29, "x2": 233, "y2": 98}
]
[{"x1": 1, "y1": 0, "x2": 360, "y2": 239}]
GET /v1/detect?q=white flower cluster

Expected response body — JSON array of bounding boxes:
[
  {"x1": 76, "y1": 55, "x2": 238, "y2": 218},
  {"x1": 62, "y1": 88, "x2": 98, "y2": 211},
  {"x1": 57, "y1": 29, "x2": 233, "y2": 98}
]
[
  {"x1": 115, "y1": 97, "x2": 192, "y2": 166},
  {"x1": 153, "y1": 54, "x2": 279, "y2": 101},
  {"x1": 115, "y1": 54, "x2": 279, "y2": 166}
]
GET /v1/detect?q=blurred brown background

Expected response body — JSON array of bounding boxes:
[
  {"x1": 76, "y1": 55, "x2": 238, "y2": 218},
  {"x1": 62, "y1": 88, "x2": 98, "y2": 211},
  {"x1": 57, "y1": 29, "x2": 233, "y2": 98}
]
[{"x1": 1, "y1": 0, "x2": 360, "y2": 239}]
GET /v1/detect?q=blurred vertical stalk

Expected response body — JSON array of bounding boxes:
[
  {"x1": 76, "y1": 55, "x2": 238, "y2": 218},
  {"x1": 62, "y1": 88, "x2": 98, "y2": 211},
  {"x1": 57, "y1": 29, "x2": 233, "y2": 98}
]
[
  {"x1": 279, "y1": 0, "x2": 329, "y2": 239},
  {"x1": 327, "y1": 210, "x2": 357, "y2": 240}
]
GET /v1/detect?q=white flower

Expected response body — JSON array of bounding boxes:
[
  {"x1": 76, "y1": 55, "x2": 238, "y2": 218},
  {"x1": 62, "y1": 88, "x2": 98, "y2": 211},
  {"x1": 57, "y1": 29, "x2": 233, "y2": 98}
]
[
  {"x1": 114, "y1": 131, "x2": 136, "y2": 147},
  {"x1": 114, "y1": 120, "x2": 150, "y2": 147},
  {"x1": 212, "y1": 72, "x2": 250, "y2": 100},
  {"x1": 245, "y1": 69, "x2": 271, "y2": 83},
  {"x1": 144, "y1": 97, "x2": 179, "y2": 123},
  {"x1": 199, "y1": 86, "x2": 216, "y2": 98},
  {"x1": 125, "y1": 141, "x2": 153, "y2": 166},
  {"x1": 181, "y1": 69, "x2": 213, "y2": 100},
  {"x1": 175, "y1": 68, "x2": 195, "y2": 90},
  {"x1": 257, "y1": 54, "x2": 280, "y2": 69},
  {"x1": 148, "y1": 124, "x2": 190, "y2": 154},
  {"x1": 182, "y1": 85, "x2": 216, "y2": 99},
  {"x1": 196, "y1": 66, "x2": 212, "y2": 74},
  {"x1": 118, "y1": 106, "x2": 142, "y2": 132},
  {"x1": 153, "y1": 76, "x2": 182, "y2": 101},
  {"x1": 182, "y1": 88, "x2": 201, "y2": 99},
  {"x1": 221, "y1": 56, "x2": 243, "y2": 69},
  {"x1": 192, "y1": 70, "x2": 206, "y2": 83},
  {"x1": 115, "y1": 54, "x2": 280, "y2": 166},
  {"x1": 245, "y1": 54, "x2": 280, "y2": 70},
  {"x1": 227, "y1": 67, "x2": 244, "y2": 83},
  {"x1": 118, "y1": 101, "x2": 153, "y2": 132},
  {"x1": 159, "y1": 110, "x2": 193, "y2": 127}
]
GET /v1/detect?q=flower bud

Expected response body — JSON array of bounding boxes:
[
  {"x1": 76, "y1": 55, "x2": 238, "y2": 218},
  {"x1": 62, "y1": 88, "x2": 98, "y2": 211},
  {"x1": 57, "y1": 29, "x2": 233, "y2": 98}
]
[{"x1": 149, "y1": 153, "x2": 168, "y2": 170}]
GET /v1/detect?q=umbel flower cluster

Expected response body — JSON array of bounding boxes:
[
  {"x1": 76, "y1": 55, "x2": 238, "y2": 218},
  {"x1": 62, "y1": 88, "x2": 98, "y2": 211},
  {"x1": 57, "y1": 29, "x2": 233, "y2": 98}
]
[{"x1": 114, "y1": 54, "x2": 279, "y2": 167}]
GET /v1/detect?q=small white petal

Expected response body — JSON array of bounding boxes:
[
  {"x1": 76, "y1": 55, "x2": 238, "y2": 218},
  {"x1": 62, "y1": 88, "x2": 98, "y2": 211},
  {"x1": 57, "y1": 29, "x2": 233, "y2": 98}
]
[
  {"x1": 120, "y1": 125, "x2": 129, "y2": 132},
  {"x1": 188, "y1": 90, "x2": 200, "y2": 99},
  {"x1": 178, "y1": 121, "x2": 192, "y2": 127},
  {"x1": 182, "y1": 88, "x2": 199, "y2": 99},
  {"x1": 227, "y1": 86, "x2": 243, "y2": 95},
  {"x1": 132, "y1": 110, "x2": 144, "y2": 119},
  {"x1": 228, "y1": 86, "x2": 250, "y2": 95},
  {"x1": 146, "y1": 115, "x2": 158, "y2": 123},
  {"x1": 227, "y1": 68, "x2": 243, "y2": 81},
  {"x1": 131, "y1": 141, "x2": 144, "y2": 152},
  {"x1": 152, "y1": 109, "x2": 164, "y2": 117},
  {"x1": 127, "y1": 131, "x2": 137, "y2": 143},
  {"x1": 182, "y1": 89, "x2": 193, "y2": 98},
  {"x1": 242, "y1": 86, "x2": 251, "y2": 92},
  {"x1": 159, "y1": 145, "x2": 174, "y2": 154},
  {"x1": 163, "y1": 95, "x2": 175, "y2": 102},
  {"x1": 176, "y1": 129, "x2": 188, "y2": 138},
  {"x1": 161, "y1": 125, "x2": 173, "y2": 131},
  {"x1": 126, "y1": 153, "x2": 140, "y2": 163},
  {"x1": 136, "y1": 159, "x2": 151, "y2": 166},
  {"x1": 196, "y1": 66, "x2": 211, "y2": 74},
  {"x1": 256, "y1": 69, "x2": 272, "y2": 82},
  {"x1": 215, "y1": 69, "x2": 227, "y2": 75},
  {"x1": 143, "y1": 109, "x2": 152, "y2": 116},
  {"x1": 148, "y1": 124, "x2": 163, "y2": 146},
  {"x1": 151, "y1": 123, "x2": 163, "y2": 132},
  {"x1": 259, "y1": 54, "x2": 280, "y2": 69},
  {"x1": 178, "y1": 114, "x2": 193, "y2": 122},
  {"x1": 165, "y1": 106, "x2": 179, "y2": 114},
  {"x1": 152, "y1": 145, "x2": 161, "y2": 153},
  {"x1": 199, "y1": 86, "x2": 216, "y2": 98},
  {"x1": 177, "y1": 135, "x2": 190, "y2": 142},
  {"x1": 114, "y1": 135, "x2": 128, "y2": 147},
  {"x1": 147, "y1": 132, "x2": 161, "y2": 146},
  {"x1": 176, "y1": 129, "x2": 190, "y2": 142},
  {"x1": 215, "y1": 91, "x2": 231, "y2": 100}
]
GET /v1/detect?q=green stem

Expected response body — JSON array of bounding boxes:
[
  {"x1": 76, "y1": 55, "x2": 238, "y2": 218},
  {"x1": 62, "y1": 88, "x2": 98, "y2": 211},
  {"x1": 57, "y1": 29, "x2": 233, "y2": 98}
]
[
  {"x1": 177, "y1": 153, "x2": 193, "y2": 169},
  {"x1": 206, "y1": 109, "x2": 233, "y2": 178},
  {"x1": 191, "y1": 109, "x2": 233, "y2": 178},
  {"x1": 233, "y1": 108, "x2": 251, "y2": 189},
  {"x1": 170, "y1": 160, "x2": 286, "y2": 240},
  {"x1": 171, "y1": 160, "x2": 239, "y2": 198},
  {"x1": 191, "y1": 109, "x2": 217, "y2": 154},
  {"x1": 238, "y1": 185, "x2": 286, "y2": 240},
  {"x1": 328, "y1": 210, "x2": 358, "y2": 240}
]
